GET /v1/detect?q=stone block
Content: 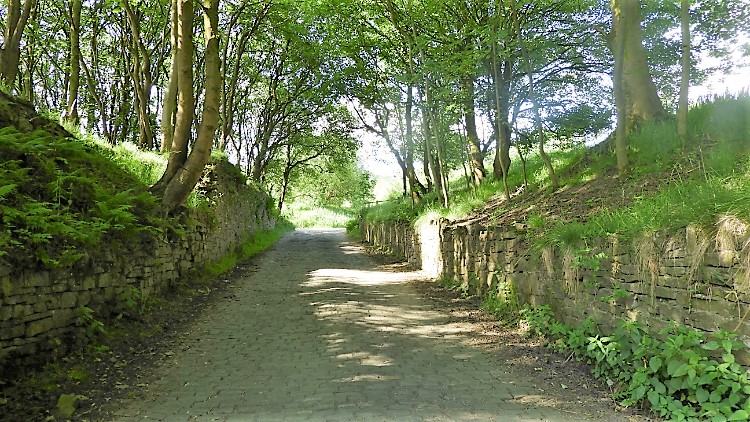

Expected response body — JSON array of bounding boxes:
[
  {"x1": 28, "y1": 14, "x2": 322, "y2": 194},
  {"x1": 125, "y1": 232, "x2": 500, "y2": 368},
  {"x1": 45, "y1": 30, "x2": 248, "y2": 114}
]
[
  {"x1": 32, "y1": 300, "x2": 48, "y2": 314},
  {"x1": 26, "y1": 317, "x2": 55, "y2": 338},
  {"x1": 663, "y1": 266, "x2": 688, "y2": 277},
  {"x1": 81, "y1": 276, "x2": 96, "y2": 291},
  {"x1": 0, "y1": 323, "x2": 25, "y2": 340},
  {"x1": 12, "y1": 304, "x2": 31, "y2": 319},
  {"x1": 52, "y1": 281, "x2": 69, "y2": 293},
  {"x1": 52, "y1": 309, "x2": 75, "y2": 328},
  {"x1": 98, "y1": 273, "x2": 114, "y2": 288},
  {"x1": 24, "y1": 271, "x2": 49, "y2": 287},
  {"x1": 687, "y1": 310, "x2": 733, "y2": 333},
  {"x1": 60, "y1": 292, "x2": 78, "y2": 309},
  {"x1": 0, "y1": 305, "x2": 10, "y2": 321},
  {"x1": 0, "y1": 276, "x2": 13, "y2": 298}
]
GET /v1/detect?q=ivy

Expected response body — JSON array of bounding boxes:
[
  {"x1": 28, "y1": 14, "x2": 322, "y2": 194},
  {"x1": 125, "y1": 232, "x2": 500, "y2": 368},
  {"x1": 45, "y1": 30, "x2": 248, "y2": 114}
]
[{"x1": 521, "y1": 306, "x2": 750, "y2": 421}]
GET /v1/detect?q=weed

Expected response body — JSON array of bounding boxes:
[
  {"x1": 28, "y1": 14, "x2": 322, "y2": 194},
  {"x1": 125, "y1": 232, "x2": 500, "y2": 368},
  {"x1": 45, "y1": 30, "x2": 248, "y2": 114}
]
[
  {"x1": 66, "y1": 367, "x2": 90, "y2": 383},
  {"x1": 521, "y1": 305, "x2": 750, "y2": 421},
  {"x1": 481, "y1": 280, "x2": 520, "y2": 325},
  {"x1": 74, "y1": 306, "x2": 105, "y2": 341}
]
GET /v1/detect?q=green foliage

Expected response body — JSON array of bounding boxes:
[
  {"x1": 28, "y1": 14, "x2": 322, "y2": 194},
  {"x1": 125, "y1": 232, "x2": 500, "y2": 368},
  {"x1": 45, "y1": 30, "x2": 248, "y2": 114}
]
[
  {"x1": 0, "y1": 127, "x2": 168, "y2": 268},
  {"x1": 345, "y1": 218, "x2": 361, "y2": 239},
  {"x1": 283, "y1": 202, "x2": 356, "y2": 228},
  {"x1": 73, "y1": 306, "x2": 106, "y2": 341},
  {"x1": 202, "y1": 219, "x2": 294, "y2": 277},
  {"x1": 534, "y1": 95, "x2": 750, "y2": 249},
  {"x1": 204, "y1": 254, "x2": 238, "y2": 277},
  {"x1": 242, "y1": 219, "x2": 295, "y2": 259},
  {"x1": 481, "y1": 280, "x2": 520, "y2": 325},
  {"x1": 521, "y1": 306, "x2": 750, "y2": 421},
  {"x1": 284, "y1": 159, "x2": 374, "y2": 210}
]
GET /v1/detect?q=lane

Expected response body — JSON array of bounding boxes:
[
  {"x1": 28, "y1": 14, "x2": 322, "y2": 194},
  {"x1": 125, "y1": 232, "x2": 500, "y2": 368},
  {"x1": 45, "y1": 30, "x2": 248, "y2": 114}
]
[{"x1": 110, "y1": 229, "x2": 625, "y2": 421}]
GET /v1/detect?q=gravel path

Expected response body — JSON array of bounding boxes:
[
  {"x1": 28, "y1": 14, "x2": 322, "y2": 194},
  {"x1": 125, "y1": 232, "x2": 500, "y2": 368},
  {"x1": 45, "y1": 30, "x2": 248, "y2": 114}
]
[{"x1": 110, "y1": 229, "x2": 636, "y2": 421}]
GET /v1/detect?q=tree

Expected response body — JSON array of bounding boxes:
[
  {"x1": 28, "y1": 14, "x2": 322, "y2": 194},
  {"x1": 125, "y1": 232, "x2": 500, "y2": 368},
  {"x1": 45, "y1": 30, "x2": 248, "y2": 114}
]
[
  {"x1": 62, "y1": 0, "x2": 81, "y2": 124},
  {"x1": 151, "y1": 0, "x2": 221, "y2": 213},
  {"x1": 608, "y1": 0, "x2": 668, "y2": 172},
  {"x1": 1, "y1": 0, "x2": 36, "y2": 89},
  {"x1": 271, "y1": 107, "x2": 358, "y2": 211},
  {"x1": 677, "y1": 0, "x2": 689, "y2": 142}
]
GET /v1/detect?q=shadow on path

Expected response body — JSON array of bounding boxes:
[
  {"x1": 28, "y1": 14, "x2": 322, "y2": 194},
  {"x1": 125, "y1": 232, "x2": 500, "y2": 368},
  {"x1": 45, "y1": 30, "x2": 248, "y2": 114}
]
[{"x1": 111, "y1": 229, "x2": 629, "y2": 421}]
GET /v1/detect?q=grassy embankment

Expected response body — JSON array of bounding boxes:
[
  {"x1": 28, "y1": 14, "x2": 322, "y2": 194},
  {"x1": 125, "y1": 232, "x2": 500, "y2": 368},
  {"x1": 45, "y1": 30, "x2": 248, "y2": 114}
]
[
  {"x1": 359, "y1": 94, "x2": 750, "y2": 420},
  {"x1": 0, "y1": 104, "x2": 293, "y2": 420},
  {"x1": 362, "y1": 94, "x2": 750, "y2": 245}
]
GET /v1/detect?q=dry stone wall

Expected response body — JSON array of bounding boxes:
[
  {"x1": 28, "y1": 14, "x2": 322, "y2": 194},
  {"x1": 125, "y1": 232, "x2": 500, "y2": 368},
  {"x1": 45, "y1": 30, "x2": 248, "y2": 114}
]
[
  {"x1": 363, "y1": 217, "x2": 750, "y2": 360},
  {"x1": 0, "y1": 169, "x2": 275, "y2": 366}
]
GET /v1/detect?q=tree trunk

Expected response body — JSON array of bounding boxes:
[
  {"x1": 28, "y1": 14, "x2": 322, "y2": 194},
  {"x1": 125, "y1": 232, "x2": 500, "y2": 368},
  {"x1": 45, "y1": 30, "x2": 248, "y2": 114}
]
[
  {"x1": 63, "y1": 0, "x2": 82, "y2": 124},
  {"x1": 491, "y1": 41, "x2": 511, "y2": 200},
  {"x1": 423, "y1": 83, "x2": 448, "y2": 208},
  {"x1": 122, "y1": 0, "x2": 154, "y2": 149},
  {"x1": 611, "y1": 0, "x2": 667, "y2": 130},
  {"x1": 1, "y1": 0, "x2": 36, "y2": 89},
  {"x1": 157, "y1": 0, "x2": 221, "y2": 213},
  {"x1": 404, "y1": 84, "x2": 425, "y2": 202},
  {"x1": 511, "y1": 0, "x2": 558, "y2": 190},
  {"x1": 612, "y1": 0, "x2": 629, "y2": 174},
  {"x1": 462, "y1": 76, "x2": 485, "y2": 185},
  {"x1": 160, "y1": 0, "x2": 179, "y2": 152},
  {"x1": 677, "y1": 0, "x2": 690, "y2": 143},
  {"x1": 153, "y1": 0, "x2": 194, "y2": 194}
]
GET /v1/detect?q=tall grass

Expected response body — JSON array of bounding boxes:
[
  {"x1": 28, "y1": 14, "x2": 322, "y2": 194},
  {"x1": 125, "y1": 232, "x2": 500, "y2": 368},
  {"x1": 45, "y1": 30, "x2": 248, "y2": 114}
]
[
  {"x1": 538, "y1": 93, "x2": 750, "y2": 248},
  {"x1": 204, "y1": 219, "x2": 295, "y2": 276}
]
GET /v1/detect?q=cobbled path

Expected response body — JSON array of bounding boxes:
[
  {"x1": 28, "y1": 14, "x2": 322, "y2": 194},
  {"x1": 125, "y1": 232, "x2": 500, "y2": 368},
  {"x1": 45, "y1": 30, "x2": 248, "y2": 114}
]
[{"x1": 110, "y1": 229, "x2": 631, "y2": 421}]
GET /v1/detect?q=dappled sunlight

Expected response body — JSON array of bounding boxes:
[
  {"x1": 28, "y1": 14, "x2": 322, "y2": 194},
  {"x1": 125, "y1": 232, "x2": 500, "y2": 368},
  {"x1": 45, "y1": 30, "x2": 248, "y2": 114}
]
[
  {"x1": 304, "y1": 268, "x2": 429, "y2": 287},
  {"x1": 340, "y1": 243, "x2": 366, "y2": 255}
]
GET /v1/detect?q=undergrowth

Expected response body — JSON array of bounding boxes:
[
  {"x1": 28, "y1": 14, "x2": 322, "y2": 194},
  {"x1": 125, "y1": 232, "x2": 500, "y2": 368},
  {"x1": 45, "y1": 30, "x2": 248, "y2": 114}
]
[
  {"x1": 0, "y1": 127, "x2": 166, "y2": 267},
  {"x1": 204, "y1": 219, "x2": 294, "y2": 276},
  {"x1": 282, "y1": 201, "x2": 357, "y2": 228},
  {"x1": 522, "y1": 306, "x2": 750, "y2": 421},
  {"x1": 361, "y1": 94, "x2": 750, "y2": 246}
]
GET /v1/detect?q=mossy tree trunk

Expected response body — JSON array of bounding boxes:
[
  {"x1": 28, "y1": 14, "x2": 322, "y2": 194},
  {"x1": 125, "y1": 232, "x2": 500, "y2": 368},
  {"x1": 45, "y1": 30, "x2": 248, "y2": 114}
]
[
  {"x1": 463, "y1": 75, "x2": 486, "y2": 186},
  {"x1": 160, "y1": 0, "x2": 179, "y2": 153}
]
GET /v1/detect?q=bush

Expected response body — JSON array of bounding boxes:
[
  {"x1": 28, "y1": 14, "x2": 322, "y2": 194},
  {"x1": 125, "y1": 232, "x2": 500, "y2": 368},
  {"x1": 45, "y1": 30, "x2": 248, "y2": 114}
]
[{"x1": 522, "y1": 306, "x2": 750, "y2": 421}]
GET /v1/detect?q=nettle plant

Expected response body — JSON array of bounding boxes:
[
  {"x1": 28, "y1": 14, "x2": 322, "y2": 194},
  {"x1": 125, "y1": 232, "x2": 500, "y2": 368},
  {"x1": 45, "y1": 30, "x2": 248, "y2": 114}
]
[{"x1": 521, "y1": 306, "x2": 750, "y2": 421}]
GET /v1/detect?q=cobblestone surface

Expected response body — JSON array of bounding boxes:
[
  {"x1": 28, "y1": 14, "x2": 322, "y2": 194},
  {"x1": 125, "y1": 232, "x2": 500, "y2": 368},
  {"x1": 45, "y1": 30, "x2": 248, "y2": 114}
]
[{"x1": 110, "y1": 229, "x2": 634, "y2": 421}]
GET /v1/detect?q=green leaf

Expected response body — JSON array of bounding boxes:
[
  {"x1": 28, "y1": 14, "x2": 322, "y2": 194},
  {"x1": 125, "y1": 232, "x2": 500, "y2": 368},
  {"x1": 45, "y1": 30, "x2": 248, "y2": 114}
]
[
  {"x1": 0, "y1": 183, "x2": 17, "y2": 199},
  {"x1": 667, "y1": 359, "x2": 682, "y2": 376},
  {"x1": 704, "y1": 341, "x2": 720, "y2": 351},
  {"x1": 723, "y1": 353, "x2": 736, "y2": 364},
  {"x1": 647, "y1": 390, "x2": 661, "y2": 408},
  {"x1": 696, "y1": 387, "x2": 710, "y2": 403},
  {"x1": 729, "y1": 410, "x2": 749, "y2": 421},
  {"x1": 652, "y1": 379, "x2": 666, "y2": 395},
  {"x1": 673, "y1": 363, "x2": 691, "y2": 377},
  {"x1": 649, "y1": 356, "x2": 663, "y2": 372}
]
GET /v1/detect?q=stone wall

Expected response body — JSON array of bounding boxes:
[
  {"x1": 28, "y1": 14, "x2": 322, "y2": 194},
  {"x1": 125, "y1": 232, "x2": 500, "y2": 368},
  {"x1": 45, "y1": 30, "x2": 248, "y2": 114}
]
[
  {"x1": 0, "y1": 166, "x2": 275, "y2": 365},
  {"x1": 363, "y1": 217, "x2": 750, "y2": 357}
]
